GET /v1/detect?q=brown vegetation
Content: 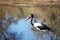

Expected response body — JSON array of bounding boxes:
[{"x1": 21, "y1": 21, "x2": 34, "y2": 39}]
[{"x1": 0, "y1": 0, "x2": 60, "y2": 36}]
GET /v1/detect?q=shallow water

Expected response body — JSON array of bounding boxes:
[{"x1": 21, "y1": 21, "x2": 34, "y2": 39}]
[{"x1": 1, "y1": 18, "x2": 58, "y2": 40}]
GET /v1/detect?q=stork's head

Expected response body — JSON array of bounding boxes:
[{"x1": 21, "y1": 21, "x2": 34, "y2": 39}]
[{"x1": 25, "y1": 14, "x2": 34, "y2": 21}]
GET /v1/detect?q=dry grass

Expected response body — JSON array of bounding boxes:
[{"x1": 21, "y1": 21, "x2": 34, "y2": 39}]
[{"x1": 0, "y1": 4, "x2": 60, "y2": 36}]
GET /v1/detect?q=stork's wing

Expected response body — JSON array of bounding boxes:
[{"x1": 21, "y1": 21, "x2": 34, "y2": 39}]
[
  {"x1": 33, "y1": 23, "x2": 42, "y2": 27},
  {"x1": 37, "y1": 24, "x2": 53, "y2": 32}
]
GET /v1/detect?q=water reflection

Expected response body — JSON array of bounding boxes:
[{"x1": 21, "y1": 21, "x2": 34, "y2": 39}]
[{"x1": 1, "y1": 18, "x2": 58, "y2": 40}]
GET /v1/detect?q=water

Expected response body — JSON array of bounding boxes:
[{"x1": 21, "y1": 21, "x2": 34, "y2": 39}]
[{"x1": 1, "y1": 18, "x2": 58, "y2": 40}]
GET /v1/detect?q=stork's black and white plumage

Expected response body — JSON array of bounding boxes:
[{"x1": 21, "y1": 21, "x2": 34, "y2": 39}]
[{"x1": 25, "y1": 14, "x2": 53, "y2": 32}]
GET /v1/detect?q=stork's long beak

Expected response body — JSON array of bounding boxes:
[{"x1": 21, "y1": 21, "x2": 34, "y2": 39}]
[{"x1": 24, "y1": 15, "x2": 32, "y2": 21}]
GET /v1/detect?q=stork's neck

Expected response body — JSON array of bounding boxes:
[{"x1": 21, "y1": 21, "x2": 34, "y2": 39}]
[{"x1": 31, "y1": 17, "x2": 34, "y2": 26}]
